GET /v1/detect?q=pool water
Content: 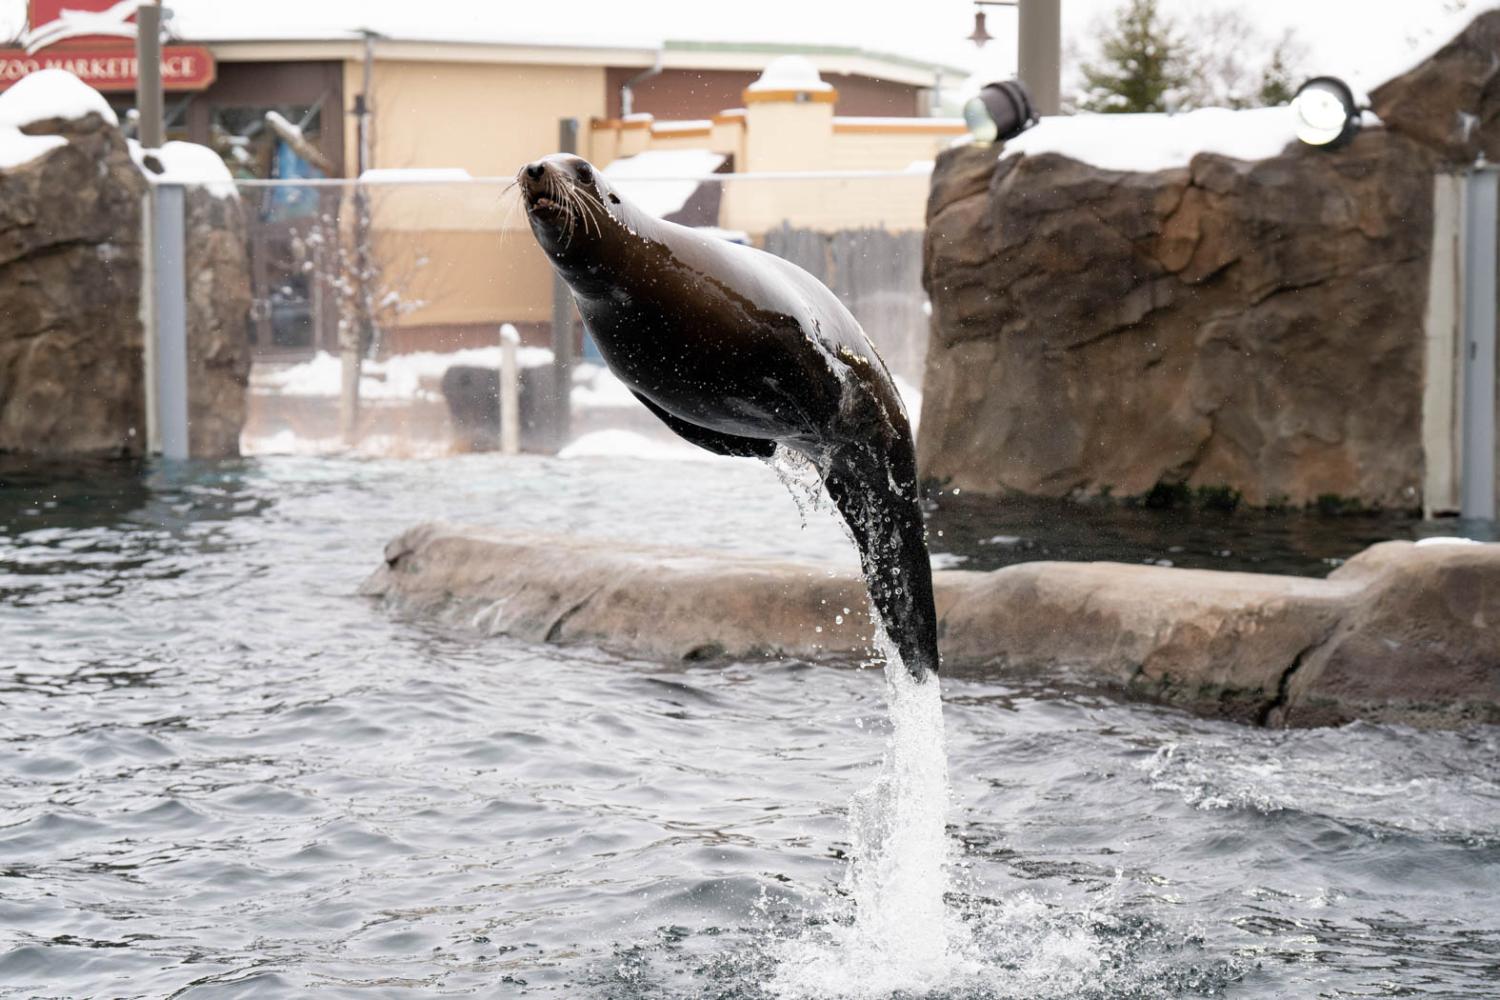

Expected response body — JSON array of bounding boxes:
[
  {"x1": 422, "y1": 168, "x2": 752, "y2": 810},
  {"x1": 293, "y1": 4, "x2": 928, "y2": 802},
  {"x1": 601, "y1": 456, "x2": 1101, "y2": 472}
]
[{"x1": 2, "y1": 455, "x2": 1498, "y2": 998}]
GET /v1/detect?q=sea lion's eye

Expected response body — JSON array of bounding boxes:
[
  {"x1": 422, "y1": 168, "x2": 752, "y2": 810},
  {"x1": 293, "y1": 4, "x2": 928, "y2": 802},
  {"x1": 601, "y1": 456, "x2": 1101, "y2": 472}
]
[{"x1": 576, "y1": 163, "x2": 593, "y2": 184}]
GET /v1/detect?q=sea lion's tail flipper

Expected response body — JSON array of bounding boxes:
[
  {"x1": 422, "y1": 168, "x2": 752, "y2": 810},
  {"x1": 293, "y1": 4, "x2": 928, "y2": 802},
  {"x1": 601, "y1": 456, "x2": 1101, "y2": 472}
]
[{"x1": 822, "y1": 446, "x2": 940, "y2": 680}]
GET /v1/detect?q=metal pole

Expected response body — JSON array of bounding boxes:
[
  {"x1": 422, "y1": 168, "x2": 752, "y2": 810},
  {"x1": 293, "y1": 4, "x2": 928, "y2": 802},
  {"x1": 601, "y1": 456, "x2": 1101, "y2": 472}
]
[
  {"x1": 1461, "y1": 168, "x2": 1498, "y2": 520},
  {"x1": 1018, "y1": 0, "x2": 1061, "y2": 116},
  {"x1": 135, "y1": 2, "x2": 164, "y2": 148},
  {"x1": 152, "y1": 183, "x2": 190, "y2": 460},
  {"x1": 550, "y1": 116, "x2": 579, "y2": 449},
  {"x1": 500, "y1": 323, "x2": 521, "y2": 455},
  {"x1": 137, "y1": 1, "x2": 164, "y2": 452}
]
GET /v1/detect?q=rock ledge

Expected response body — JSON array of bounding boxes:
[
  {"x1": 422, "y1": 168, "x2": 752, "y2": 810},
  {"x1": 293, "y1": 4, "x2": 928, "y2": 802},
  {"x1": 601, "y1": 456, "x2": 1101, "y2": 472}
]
[{"x1": 363, "y1": 524, "x2": 1500, "y2": 729}]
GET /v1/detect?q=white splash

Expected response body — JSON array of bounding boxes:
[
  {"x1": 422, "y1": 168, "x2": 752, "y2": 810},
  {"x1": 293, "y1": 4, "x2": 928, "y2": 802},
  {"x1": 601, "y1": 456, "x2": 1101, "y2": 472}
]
[
  {"x1": 772, "y1": 631, "x2": 964, "y2": 998},
  {"x1": 765, "y1": 445, "x2": 834, "y2": 529}
]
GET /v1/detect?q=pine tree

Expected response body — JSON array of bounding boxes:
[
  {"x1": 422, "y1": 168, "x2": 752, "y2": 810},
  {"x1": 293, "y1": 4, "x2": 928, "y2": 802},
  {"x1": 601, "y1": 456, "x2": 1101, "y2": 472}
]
[
  {"x1": 1076, "y1": 0, "x2": 1189, "y2": 114},
  {"x1": 1256, "y1": 35, "x2": 1301, "y2": 107}
]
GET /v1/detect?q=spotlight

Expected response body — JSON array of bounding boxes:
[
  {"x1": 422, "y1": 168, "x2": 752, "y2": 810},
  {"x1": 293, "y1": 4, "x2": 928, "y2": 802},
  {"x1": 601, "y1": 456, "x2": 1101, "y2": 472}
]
[
  {"x1": 1293, "y1": 76, "x2": 1362, "y2": 149},
  {"x1": 963, "y1": 80, "x2": 1038, "y2": 145}
]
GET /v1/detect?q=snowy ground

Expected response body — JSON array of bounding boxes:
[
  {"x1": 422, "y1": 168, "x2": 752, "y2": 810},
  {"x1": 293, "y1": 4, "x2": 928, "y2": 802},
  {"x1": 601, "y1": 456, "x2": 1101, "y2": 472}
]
[{"x1": 243, "y1": 351, "x2": 925, "y2": 462}]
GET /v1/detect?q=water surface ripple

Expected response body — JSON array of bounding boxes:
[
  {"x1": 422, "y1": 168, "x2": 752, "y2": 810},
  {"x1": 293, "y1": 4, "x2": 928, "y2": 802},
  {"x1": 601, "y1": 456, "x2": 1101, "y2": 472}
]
[{"x1": 2, "y1": 455, "x2": 1497, "y2": 998}]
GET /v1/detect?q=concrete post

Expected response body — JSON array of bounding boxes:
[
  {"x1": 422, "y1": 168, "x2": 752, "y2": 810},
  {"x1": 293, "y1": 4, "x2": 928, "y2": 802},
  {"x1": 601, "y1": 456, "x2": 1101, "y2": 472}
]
[
  {"x1": 1461, "y1": 168, "x2": 1498, "y2": 520},
  {"x1": 1423, "y1": 173, "x2": 1464, "y2": 517},
  {"x1": 500, "y1": 323, "x2": 521, "y2": 456},
  {"x1": 550, "y1": 117, "x2": 579, "y2": 449},
  {"x1": 135, "y1": 2, "x2": 164, "y2": 148},
  {"x1": 151, "y1": 183, "x2": 190, "y2": 460},
  {"x1": 1018, "y1": 0, "x2": 1062, "y2": 116}
]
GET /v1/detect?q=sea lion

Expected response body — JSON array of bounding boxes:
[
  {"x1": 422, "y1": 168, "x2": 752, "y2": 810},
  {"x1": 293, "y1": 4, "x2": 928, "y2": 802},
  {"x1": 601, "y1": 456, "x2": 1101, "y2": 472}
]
[{"x1": 519, "y1": 154, "x2": 938, "y2": 679}]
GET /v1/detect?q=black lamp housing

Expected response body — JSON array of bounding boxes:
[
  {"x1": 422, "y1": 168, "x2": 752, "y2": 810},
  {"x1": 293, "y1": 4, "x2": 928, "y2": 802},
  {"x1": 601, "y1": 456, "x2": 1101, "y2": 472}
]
[
  {"x1": 1292, "y1": 76, "x2": 1362, "y2": 150},
  {"x1": 963, "y1": 79, "x2": 1039, "y2": 145}
]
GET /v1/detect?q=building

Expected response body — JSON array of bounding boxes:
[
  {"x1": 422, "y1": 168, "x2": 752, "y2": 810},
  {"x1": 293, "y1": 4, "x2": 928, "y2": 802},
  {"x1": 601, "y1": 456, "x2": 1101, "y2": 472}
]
[{"x1": 1, "y1": 2, "x2": 973, "y2": 358}]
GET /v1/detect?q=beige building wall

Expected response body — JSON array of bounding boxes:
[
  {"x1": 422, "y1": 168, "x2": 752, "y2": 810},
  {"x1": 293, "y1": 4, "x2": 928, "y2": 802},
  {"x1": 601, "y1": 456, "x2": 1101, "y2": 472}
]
[
  {"x1": 348, "y1": 58, "x2": 608, "y2": 177},
  {"x1": 347, "y1": 58, "x2": 607, "y2": 331}
]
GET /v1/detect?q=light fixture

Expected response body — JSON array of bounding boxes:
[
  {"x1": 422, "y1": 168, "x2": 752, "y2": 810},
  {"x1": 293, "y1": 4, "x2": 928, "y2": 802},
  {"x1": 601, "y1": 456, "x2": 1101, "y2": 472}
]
[
  {"x1": 1292, "y1": 76, "x2": 1362, "y2": 149},
  {"x1": 963, "y1": 79, "x2": 1038, "y2": 144},
  {"x1": 968, "y1": 10, "x2": 994, "y2": 47}
]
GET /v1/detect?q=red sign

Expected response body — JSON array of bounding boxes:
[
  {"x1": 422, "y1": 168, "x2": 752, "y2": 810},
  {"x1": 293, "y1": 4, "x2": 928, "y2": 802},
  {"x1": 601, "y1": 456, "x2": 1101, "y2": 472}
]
[
  {"x1": 0, "y1": 0, "x2": 216, "y2": 92},
  {"x1": 0, "y1": 46, "x2": 215, "y2": 91}
]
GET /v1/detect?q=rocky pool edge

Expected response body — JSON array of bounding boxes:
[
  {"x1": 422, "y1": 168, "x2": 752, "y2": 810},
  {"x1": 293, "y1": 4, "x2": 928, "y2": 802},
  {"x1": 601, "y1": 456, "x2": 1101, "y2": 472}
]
[{"x1": 362, "y1": 523, "x2": 1499, "y2": 729}]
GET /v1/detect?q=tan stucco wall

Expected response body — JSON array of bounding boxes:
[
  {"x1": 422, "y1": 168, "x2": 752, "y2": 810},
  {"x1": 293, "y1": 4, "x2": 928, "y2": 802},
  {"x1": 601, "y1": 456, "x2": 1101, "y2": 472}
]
[
  {"x1": 345, "y1": 58, "x2": 606, "y2": 329},
  {"x1": 346, "y1": 57, "x2": 608, "y2": 177}
]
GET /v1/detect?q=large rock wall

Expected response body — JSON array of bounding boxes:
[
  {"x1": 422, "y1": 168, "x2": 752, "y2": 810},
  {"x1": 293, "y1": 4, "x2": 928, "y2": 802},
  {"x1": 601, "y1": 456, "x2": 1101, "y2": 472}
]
[
  {"x1": 0, "y1": 111, "x2": 148, "y2": 456},
  {"x1": 0, "y1": 88, "x2": 251, "y2": 459},
  {"x1": 919, "y1": 12, "x2": 1500, "y2": 509}
]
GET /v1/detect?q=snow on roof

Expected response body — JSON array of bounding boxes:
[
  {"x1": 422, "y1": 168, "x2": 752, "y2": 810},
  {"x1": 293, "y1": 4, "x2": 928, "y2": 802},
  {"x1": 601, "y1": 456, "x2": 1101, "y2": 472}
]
[
  {"x1": 748, "y1": 54, "x2": 832, "y2": 92},
  {"x1": 652, "y1": 119, "x2": 713, "y2": 133},
  {"x1": 603, "y1": 149, "x2": 726, "y2": 218},
  {"x1": 0, "y1": 68, "x2": 117, "y2": 127},
  {"x1": 129, "y1": 139, "x2": 238, "y2": 198},
  {"x1": 1001, "y1": 106, "x2": 1309, "y2": 173}
]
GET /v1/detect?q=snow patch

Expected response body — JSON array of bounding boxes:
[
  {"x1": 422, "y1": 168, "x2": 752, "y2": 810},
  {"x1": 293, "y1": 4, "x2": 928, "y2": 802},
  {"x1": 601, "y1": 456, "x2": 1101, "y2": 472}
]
[
  {"x1": 652, "y1": 119, "x2": 712, "y2": 133},
  {"x1": 748, "y1": 54, "x2": 832, "y2": 93},
  {"x1": 894, "y1": 375, "x2": 923, "y2": 432},
  {"x1": 0, "y1": 130, "x2": 64, "y2": 169},
  {"x1": 0, "y1": 69, "x2": 112, "y2": 170},
  {"x1": 602, "y1": 149, "x2": 726, "y2": 218},
  {"x1": 129, "y1": 139, "x2": 238, "y2": 198},
  {"x1": 1414, "y1": 536, "x2": 1482, "y2": 548},
  {"x1": 571, "y1": 365, "x2": 641, "y2": 410},
  {"x1": 558, "y1": 429, "x2": 731, "y2": 463},
  {"x1": 0, "y1": 68, "x2": 117, "y2": 128},
  {"x1": 360, "y1": 167, "x2": 475, "y2": 184},
  {"x1": 255, "y1": 346, "x2": 555, "y2": 402},
  {"x1": 1002, "y1": 106, "x2": 1306, "y2": 173}
]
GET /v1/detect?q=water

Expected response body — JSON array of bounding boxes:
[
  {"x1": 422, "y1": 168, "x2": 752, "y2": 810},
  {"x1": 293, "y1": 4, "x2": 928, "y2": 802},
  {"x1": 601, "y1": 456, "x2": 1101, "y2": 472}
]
[{"x1": 3, "y1": 454, "x2": 1499, "y2": 998}]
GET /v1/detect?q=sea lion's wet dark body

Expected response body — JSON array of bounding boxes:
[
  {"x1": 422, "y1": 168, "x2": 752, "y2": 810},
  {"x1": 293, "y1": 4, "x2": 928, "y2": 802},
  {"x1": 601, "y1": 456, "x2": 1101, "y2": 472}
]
[{"x1": 521, "y1": 154, "x2": 938, "y2": 679}]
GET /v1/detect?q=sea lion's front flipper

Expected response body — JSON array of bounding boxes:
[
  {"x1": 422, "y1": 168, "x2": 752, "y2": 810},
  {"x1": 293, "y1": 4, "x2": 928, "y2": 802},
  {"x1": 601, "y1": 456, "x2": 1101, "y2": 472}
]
[
  {"x1": 630, "y1": 390, "x2": 775, "y2": 460},
  {"x1": 821, "y1": 445, "x2": 940, "y2": 680}
]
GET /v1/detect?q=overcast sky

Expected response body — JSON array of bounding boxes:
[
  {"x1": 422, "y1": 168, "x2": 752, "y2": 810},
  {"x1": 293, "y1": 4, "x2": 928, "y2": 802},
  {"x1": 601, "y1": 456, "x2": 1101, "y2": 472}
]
[{"x1": 1, "y1": 0, "x2": 1493, "y2": 97}]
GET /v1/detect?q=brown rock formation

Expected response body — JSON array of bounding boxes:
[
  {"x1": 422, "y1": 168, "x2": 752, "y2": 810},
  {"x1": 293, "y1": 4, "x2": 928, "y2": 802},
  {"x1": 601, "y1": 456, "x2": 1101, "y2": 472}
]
[
  {"x1": 918, "y1": 15, "x2": 1500, "y2": 509},
  {"x1": 0, "y1": 111, "x2": 148, "y2": 456},
  {"x1": 363, "y1": 525, "x2": 1500, "y2": 729},
  {"x1": 0, "y1": 107, "x2": 251, "y2": 458},
  {"x1": 183, "y1": 186, "x2": 253, "y2": 458}
]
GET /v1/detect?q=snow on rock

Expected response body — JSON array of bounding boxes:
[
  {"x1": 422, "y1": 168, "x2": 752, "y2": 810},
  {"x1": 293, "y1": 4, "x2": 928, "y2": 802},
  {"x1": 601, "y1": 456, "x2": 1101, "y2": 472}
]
[
  {"x1": 0, "y1": 68, "x2": 117, "y2": 128},
  {"x1": 1414, "y1": 536, "x2": 1482, "y2": 547},
  {"x1": 747, "y1": 54, "x2": 832, "y2": 93},
  {"x1": 603, "y1": 149, "x2": 726, "y2": 218},
  {"x1": 0, "y1": 69, "x2": 113, "y2": 170},
  {"x1": 1002, "y1": 106, "x2": 1307, "y2": 173},
  {"x1": 558, "y1": 429, "x2": 731, "y2": 463},
  {"x1": 255, "y1": 346, "x2": 556, "y2": 401},
  {"x1": 129, "y1": 139, "x2": 238, "y2": 198},
  {"x1": 0, "y1": 130, "x2": 64, "y2": 170}
]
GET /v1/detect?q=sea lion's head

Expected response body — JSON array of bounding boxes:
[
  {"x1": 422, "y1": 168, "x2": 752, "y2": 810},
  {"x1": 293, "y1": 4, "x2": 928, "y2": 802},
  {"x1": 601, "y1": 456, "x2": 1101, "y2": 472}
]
[{"x1": 519, "y1": 154, "x2": 625, "y2": 260}]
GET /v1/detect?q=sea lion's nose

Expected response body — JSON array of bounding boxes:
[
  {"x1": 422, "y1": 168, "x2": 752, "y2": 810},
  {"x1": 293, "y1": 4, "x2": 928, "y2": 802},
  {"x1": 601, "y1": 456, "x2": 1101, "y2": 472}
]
[{"x1": 525, "y1": 162, "x2": 545, "y2": 180}]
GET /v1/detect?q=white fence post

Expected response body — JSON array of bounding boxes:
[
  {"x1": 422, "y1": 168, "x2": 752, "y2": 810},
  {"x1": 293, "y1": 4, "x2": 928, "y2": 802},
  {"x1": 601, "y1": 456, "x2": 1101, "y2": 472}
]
[{"x1": 500, "y1": 323, "x2": 521, "y2": 455}]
